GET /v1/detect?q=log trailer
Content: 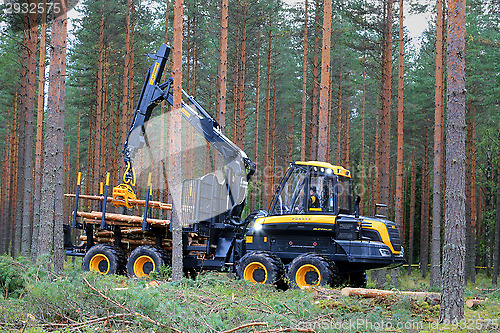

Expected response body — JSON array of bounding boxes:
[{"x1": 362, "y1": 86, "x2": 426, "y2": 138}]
[{"x1": 65, "y1": 44, "x2": 405, "y2": 288}]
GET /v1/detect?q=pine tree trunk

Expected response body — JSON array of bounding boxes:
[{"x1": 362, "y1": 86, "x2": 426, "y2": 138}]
[
  {"x1": 469, "y1": 107, "x2": 477, "y2": 283},
  {"x1": 238, "y1": 5, "x2": 247, "y2": 149},
  {"x1": 408, "y1": 149, "x2": 416, "y2": 274},
  {"x1": 360, "y1": 66, "x2": 366, "y2": 214},
  {"x1": 376, "y1": 0, "x2": 393, "y2": 288},
  {"x1": 20, "y1": 2, "x2": 38, "y2": 257},
  {"x1": 15, "y1": 14, "x2": 29, "y2": 258},
  {"x1": 171, "y1": 0, "x2": 184, "y2": 281},
  {"x1": 95, "y1": 1, "x2": 105, "y2": 186},
  {"x1": 392, "y1": 0, "x2": 404, "y2": 287},
  {"x1": 252, "y1": 27, "x2": 261, "y2": 211},
  {"x1": 32, "y1": 0, "x2": 47, "y2": 258},
  {"x1": 309, "y1": 0, "x2": 320, "y2": 160},
  {"x1": 430, "y1": 0, "x2": 445, "y2": 289},
  {"x1": 440, "y1": 0, "x2": 466, "y2": 321},
  {"x1": 493, "y1": 105, "x2": 500, "y2": 285},
  {"x1": 86, "y1": 107, "x2": 94, "y2": 194},
  {"x1": 217, "y1": 0, "x2": 228, "y2": 128},
  {"x1": 269, "y1": 64, "x2": 277, "y2": 200},
  {"x1": 121, "y1": 0, "x2": 131, "y2": 155},
  {"x1": 38, "y1": 0, "x2": 67, "y2": 272},
  {"x1": 336, "y1": 68, "x2": 342, "y2": 165},
  {"x1": 10, "y1": 100, "x2": 19, "y2": 255},
  {"x1": 231, "y1": 38, "x2": 240, "y2": 144},
  {"x1": 317, "y1": 0, "x2": 332, "y2": 161},
  {"x1": 420, "y1": 129, "x2": 429, "y2": 278},
  {"x1": 300, "y1": 0, "x2": 308, "y2": 161},
  {"x1": 263, "y1": 24, "x2": 272, "y2": 209},
  {"x1": 128, "y1": 0, "x2": 135, "y2": 116},
  {"x1": 345, "y1": 97, "x2": 350, "y2": 169}
]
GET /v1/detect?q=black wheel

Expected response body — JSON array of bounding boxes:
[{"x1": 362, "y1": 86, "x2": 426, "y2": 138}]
[
  {"x1": 236, "y1": 251, "x2": 284, "y2": 285},
  {"x1": 286, "y1": 253, "x2": 336, "y2": 289},
  {"x1": 345, "y1": 271, "x2": 367, "y2": 288},
  {"x1": 126, "y1": 245, "x2": 169, "y2": 278},
  {"x1": 82, "y1": 244, "x2": 125, "y2": 275}
]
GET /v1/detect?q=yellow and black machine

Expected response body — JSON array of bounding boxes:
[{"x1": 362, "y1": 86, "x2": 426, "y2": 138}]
[{"x1": 65, "y1": 44, "x2": 404, "y2": 288}]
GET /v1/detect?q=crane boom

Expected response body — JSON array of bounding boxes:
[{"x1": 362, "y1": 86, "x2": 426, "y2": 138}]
[{"x1": 114, "y1": 44, "x2": 255, "y2": 225}]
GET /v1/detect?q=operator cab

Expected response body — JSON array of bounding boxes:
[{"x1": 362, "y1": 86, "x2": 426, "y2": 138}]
[{"x1": 269, "y1": 161, "x2": 354, "y2": 216}]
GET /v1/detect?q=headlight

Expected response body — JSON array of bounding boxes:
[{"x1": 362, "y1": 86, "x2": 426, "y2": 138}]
[
  {"x1": 379, "y1": 249, "x2": 391, "y2": 257},
  {"x1": 254, "y1": 223, "x2": 263, "y2": 231}
]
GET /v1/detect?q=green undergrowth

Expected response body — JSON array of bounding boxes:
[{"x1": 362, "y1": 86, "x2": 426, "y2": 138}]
[{"x1": 0, "y1": 258, "x2": 498, "y2": 332}]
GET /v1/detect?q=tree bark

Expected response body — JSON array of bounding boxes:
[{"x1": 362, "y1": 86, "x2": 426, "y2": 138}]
[
  {"x1": 493, "y1": 105, "x2": 500, "y2": 285},
  {"x1": 128, "y1": 0, "x2": 135, "y2": 116},
  {"x1": 94, "y1": 0, "x2": 105, "y2": 189},
  {"x1": 269, "y1": 63, "x2": 277, "y2": 199},
  {"x1": 316, "y1": 0, "x2": 332, "y2": 161},
  {"x1": 392, "y1": 0, "x2": 404, "y2": 287},
  {"x1": 238, "y1": 5, "x2": 247, "y2": 149},
  {"x1": 121, "y1": 0, "x2": 131, "y2": 159},
  {"x1": 217, "y1": 0, "x2": 228, "y2": 128},
  {"x1": 430, "y1": 0, "x2": 445, "y2": 289},
  {"x1": 37, "y1": 0, "x2": 67, "y2": 273},
  {"x1": 300, "y1": 0, "x2": 308, "y2": 161},
  {"x1": 20, "y1": 1, "x2": 38, "y2": 257},
  {"x1": 469, "y1": 107, "x2": 477, "y2": 283},
  {"x1": 171, "y1": 0, "x2": 184, "y2": 281},
  {"x1": 15, "y1": 13, "x2": 28, "y2": 258},
  {"x1": 252, "y1": 27, "x2": 262, "y2": 211},
  {"x1": 376, "y1": 0, "x2": 393, "y2": 288},
  {"x1": 32, "y1": 0, "x2": 47, "y2": 259},
  {"x1": 408, "y1": 149, "x2": 416, "y2": 274},
  {"x1": 420, "y1": 129, "x2": 429, "y2": 278},
  {"x1": 263, "y1": 23, "x2": 272, "y2": 209},
  {"x1": 360, "y1": 66, "x2": 366, "y2": 214},
  {"x1": 440, "y1": 0, "x2": 466, "y2": 321},
  {"x1": 309, "y1": 0, "x2": 320, "y2": 161},
  {"x1": 336, "y1": 68, "x2": 342, "y2": 165}
]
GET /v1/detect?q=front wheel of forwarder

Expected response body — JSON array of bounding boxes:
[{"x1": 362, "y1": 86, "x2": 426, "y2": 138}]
[
  {"x1": 82, "y1": 244, "x2": 125, "y2": 275},
  {"x1": 126, "y1": 246, "x2": 169, "y2": 278},
  {"x1": 286, "y1": 253, "x2": 337, "y2": 289},
  {"x1": 236, "y1": 251, "x2": 284, "y2": 286}
]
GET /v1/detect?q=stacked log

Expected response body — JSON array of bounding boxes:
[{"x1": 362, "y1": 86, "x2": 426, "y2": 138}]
[{"x1": 76, "y1": 211, "x2": 170, "y2": 227}]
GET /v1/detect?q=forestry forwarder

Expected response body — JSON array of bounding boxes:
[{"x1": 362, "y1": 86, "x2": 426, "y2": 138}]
[{"x1": 65, "y1": 44, "x2": 405, "y2": 288}]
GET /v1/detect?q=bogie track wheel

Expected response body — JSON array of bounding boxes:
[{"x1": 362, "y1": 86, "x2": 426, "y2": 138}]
[
  {"x1": 286, "y1": 253, "x2": 336, "y2": 289},
  {"x1": 82, "y1": 244, "x2": 125, "y2": 275},
  {"x1": 126, "y1": 246, "x2": 169, "y2": 278},
  {"x1": 236, "y1": 251, "x2": 284, "y2": 285}
]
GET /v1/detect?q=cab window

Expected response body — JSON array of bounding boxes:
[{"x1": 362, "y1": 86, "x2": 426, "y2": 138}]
[{"x1": 270, "y1": 166, "x2": 307, "y2": 215}]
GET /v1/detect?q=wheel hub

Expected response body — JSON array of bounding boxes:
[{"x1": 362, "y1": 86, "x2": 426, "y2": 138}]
[
  {"x1": 143, "y1": 262, "x2": 154, "y2": 274},
  {"x1": 252, "y1": 268, "x2": 266, "y2": 283},
  {"x1": 304, "y1": 270, "x2": 319, "y2": 285},
  {"x1": 97, "y1": 260, "x2": 109, "y2": 273}
]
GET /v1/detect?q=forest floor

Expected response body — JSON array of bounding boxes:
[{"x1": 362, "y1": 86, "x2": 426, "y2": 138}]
[{"x1": 0, "y1": 256, "x2": 499, "y2": 332}]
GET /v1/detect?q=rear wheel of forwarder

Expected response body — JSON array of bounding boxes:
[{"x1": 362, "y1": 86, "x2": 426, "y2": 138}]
[
  {"x1": 82, "y1": 244, "x2": 126, "y2": 275},
  {"x1": 236, "y1": 251, "x2": 284, "y2": 286},
  {"x1": 286, "y1": 253, "x2": 337, "y2": 289},
  {"x1": 126, "y1": 245, "x2": 169, "y2": 278}
]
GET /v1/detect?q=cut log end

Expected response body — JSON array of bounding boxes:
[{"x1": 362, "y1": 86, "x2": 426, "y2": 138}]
[{"x1": 466, "y1": 298, "x2": 485, "y2": 309}]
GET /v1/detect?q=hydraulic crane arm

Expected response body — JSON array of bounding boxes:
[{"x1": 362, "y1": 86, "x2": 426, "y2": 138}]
[{"x1": 115, "y1": 44, "x2": 256, "y2": 221}]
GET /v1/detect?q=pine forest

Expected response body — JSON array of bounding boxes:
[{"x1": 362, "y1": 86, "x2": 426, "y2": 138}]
[{"x1": 0, "y1": 0, "x2": 499, "y2": 330}]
